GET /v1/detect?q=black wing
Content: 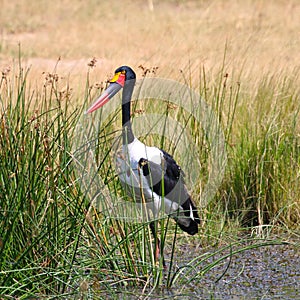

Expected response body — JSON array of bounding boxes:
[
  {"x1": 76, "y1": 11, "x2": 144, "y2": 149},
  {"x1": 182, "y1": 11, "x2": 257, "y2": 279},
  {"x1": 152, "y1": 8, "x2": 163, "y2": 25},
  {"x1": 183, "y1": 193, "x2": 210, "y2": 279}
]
[
  {"x1": 138, "y1": 152, "x2": 200, "y2": 235},
  {"x1": 160, "y1": 149, "x2": 183, "y2": 181},
  {"x1": 138, "y1": 151, "x2": 183, "y2": 198}
]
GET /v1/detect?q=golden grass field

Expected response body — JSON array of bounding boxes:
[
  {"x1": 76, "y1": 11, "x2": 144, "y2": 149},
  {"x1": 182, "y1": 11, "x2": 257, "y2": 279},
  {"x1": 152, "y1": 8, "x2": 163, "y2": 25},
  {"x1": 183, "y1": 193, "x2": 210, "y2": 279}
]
[{"x1": 0, "y1": 0, "x2": 299, "y2": 89}]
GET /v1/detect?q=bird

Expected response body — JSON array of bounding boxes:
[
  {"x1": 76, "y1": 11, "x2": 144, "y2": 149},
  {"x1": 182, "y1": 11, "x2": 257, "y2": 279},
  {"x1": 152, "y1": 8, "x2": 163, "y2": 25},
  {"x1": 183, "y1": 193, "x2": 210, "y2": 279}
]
[{"x1": 86, "y1": 66, "x2": 200, "y2": 267}]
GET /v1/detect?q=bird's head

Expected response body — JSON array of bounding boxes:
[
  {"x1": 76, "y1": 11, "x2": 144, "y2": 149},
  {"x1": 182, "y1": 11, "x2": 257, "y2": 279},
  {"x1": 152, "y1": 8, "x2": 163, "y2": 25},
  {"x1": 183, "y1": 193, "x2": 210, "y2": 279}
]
[{"x1": 86, "y1": 66, "x2": 136, "y2": 114}]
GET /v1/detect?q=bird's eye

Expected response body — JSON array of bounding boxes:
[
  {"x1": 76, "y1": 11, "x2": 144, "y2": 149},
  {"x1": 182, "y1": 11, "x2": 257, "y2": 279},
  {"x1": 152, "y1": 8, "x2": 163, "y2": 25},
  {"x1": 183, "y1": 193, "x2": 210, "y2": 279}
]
[{"x1": 121, "y1": 70, "x2": 126, "y2": 74}]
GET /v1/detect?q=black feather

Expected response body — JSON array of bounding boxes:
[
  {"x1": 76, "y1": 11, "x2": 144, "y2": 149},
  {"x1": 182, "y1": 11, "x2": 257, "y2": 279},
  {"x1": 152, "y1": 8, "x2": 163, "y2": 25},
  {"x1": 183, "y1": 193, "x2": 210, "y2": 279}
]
[{"x1": 138, "y1": 154, "x2": 200, "y2": 235}]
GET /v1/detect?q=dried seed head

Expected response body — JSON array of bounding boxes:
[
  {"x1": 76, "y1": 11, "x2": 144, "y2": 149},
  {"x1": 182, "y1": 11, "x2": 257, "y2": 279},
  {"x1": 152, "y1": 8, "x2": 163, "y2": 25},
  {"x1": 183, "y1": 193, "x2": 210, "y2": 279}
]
[
  {"x1": 133, "y1": 109, "x2": 145, "y2": 115},
  {"x1": 43, "y1": 72, "x2": 60, "y2": 86},
  {"x1": 88, "y1": 57, "x2": 97, "y2": 68},
  {"x1": 58, "y1": 87, "x2": 73, "y2": 101},
  {"x1": 1, "y1": 66, "x2": 11, "y2": 79},
  {"x1": 93, "y1": 81, "x2": 105, "y2": 90},
  {"x1": 138, "y1": 65, "x2": 159, "y2": 77}
]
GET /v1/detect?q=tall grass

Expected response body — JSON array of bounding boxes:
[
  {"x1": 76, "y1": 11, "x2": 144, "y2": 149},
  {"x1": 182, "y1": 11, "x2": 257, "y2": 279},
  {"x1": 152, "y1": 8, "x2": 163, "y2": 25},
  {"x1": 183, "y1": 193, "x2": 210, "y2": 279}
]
[
  {"x1": 218, "y1": 70, "x2": 300, "y2": 230},
  {"x1": 0, "y1": 62, "x2": 87, "y2": 296},
  {"x1": 0, "y1": 60, "x2": 178, "y2": 297},
  {"x1": 0, "y1": 57, "x2": 299, "y2": 298}
]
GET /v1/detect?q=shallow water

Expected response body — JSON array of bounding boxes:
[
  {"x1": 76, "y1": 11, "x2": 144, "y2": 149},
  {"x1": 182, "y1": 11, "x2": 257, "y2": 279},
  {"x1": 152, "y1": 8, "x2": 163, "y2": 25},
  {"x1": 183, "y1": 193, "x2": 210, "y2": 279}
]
[
  {"x1": 121, "y1": 239, "x2": 300, "y2": 299},
  {"x1": 81, "y1": 236, "x2": 299, "y2": 299},
  {"x1": 189, "y1": 243, "x2": 299, "y2": 299}
]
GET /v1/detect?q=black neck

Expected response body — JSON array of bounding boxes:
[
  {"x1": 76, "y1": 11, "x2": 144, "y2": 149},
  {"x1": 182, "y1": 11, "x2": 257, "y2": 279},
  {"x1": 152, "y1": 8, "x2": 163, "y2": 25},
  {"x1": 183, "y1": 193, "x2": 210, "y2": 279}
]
[{"x1": 122, "y1": 81, "x2": 135, "y2": 144}]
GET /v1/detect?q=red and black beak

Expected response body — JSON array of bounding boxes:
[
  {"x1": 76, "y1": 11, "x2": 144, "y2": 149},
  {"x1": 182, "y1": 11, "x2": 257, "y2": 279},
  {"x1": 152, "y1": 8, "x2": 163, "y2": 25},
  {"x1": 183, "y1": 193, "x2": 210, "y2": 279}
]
[{"x1": 85, "y1": 72, "x2": 126, "y2": 114}]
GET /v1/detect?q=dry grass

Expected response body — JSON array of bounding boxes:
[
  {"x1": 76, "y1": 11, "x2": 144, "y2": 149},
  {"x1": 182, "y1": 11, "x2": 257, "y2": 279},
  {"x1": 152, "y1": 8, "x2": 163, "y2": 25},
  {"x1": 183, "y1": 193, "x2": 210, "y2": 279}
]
[{"x1": 0, "y1": 0, "x2": 299, "y2": 88}]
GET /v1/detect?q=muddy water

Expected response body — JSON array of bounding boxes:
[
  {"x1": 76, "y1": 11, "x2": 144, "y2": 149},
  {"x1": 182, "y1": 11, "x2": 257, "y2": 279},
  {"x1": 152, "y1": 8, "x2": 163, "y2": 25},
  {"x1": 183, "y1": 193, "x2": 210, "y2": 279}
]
[
  {"x1": 100, "y1": 238, "x2": 299, "y2": 299},
  {"x1": 167, "y1": 241, "x2": 300, "y2": 299}
]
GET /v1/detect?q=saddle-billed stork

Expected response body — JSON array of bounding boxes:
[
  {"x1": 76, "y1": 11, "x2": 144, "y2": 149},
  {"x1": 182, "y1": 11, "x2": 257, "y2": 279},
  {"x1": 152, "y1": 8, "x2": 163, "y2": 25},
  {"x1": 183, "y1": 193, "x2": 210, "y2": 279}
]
[{"x1": 86, "y1": 66, "x2": 200, "y2": 267}]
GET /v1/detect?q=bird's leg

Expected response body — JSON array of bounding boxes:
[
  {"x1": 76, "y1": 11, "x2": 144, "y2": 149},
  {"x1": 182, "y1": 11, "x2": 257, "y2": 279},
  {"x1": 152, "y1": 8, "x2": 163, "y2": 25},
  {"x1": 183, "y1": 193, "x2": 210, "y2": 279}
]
[{"x1": 149, "y1": 221, "x2": 166, "y2": 269}]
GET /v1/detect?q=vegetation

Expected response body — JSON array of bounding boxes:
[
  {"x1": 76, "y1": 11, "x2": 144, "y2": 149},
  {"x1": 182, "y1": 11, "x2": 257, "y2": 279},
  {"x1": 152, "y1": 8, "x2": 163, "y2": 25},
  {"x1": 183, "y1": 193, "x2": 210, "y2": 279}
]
[
  {"x1": 0, "y1": 0, "x2": 299, "y2": 298},
  {"x1": 0, "y1": 55, "x2": 298, "y2": 298}
]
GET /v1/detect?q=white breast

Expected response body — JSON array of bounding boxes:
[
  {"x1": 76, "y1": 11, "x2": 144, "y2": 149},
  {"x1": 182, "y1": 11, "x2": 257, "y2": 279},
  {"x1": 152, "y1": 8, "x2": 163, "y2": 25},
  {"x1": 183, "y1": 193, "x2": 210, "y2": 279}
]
[
  {"x1": 114, "y1": 138, "x2": 162, "y2": 203},
  {"x1": 125, "y1": 138, "x2": 162, "y2": 168}
]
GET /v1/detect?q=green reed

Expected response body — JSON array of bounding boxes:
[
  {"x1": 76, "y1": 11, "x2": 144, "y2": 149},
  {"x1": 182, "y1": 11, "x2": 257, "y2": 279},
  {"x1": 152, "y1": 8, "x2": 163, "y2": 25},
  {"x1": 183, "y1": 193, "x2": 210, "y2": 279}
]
[{"x1": 0, "y1": 56, "x2": 299, "y2": 298}]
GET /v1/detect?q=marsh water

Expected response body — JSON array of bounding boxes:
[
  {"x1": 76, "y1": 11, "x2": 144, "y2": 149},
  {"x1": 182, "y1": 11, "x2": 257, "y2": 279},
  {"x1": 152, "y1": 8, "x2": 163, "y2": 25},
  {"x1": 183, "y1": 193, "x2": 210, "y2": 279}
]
[
  {"x1": 116, "y1": 238, "x2": 299, "y2": 299},
  {"x1": 181, "y1": 243, "x2": 299, "y2": 299}
]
